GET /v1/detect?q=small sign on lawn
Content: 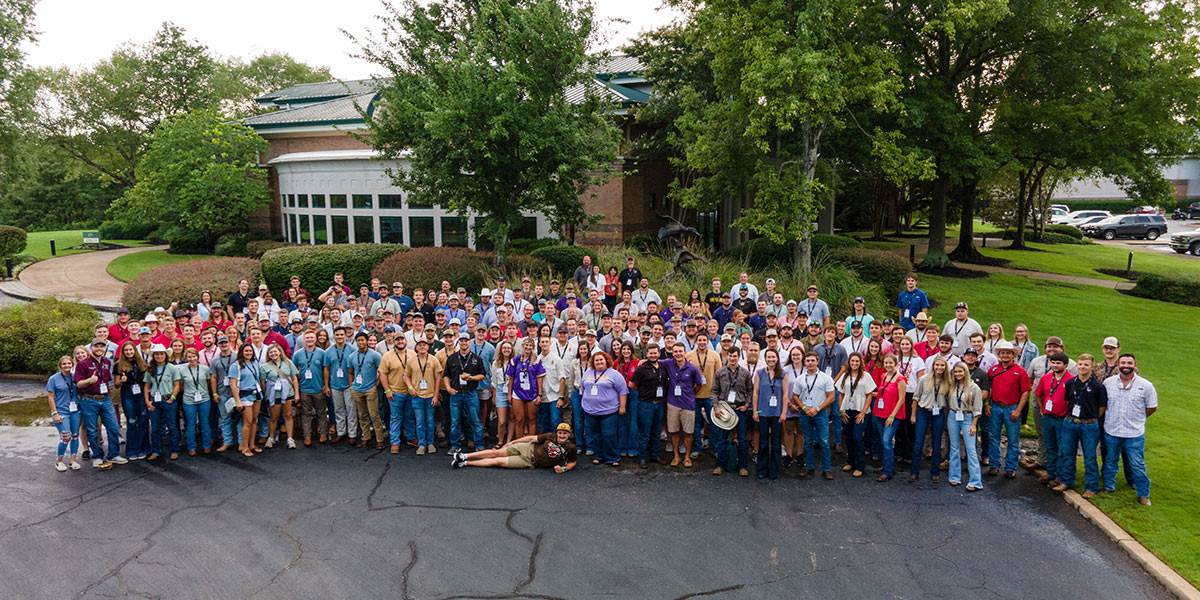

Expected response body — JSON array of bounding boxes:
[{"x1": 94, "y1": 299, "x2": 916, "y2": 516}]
[{"x1": 82, "y1": 231, "x2": 101, "y2": 246}]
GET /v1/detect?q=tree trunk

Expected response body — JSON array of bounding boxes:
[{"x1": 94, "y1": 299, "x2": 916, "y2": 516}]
[
  {"x1": 921, "y1": 171, "x2": 951, "y2": 268},
  {"x1": 949, "y1": 181, "x2": 983, "y2": 261},
  {"x1": 1012, "y1": 169, "x2": 1030, "y2": 250},
  {"x1": 494, "y1": 223, "x2": 510, "y2": 268}
]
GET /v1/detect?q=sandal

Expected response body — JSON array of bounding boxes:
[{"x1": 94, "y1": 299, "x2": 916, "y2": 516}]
[
  {"x1": 683, "y1": 459, "x2": 694, "y2": 469},
  {"x1": 241, "y1": 450, "x2": 254, "y2": 457},
  {"x1": 253, "y1": 447, "x2": 263, "y2": 454},
  {"x1": 592, "y1": 458, "x2": 602, "y2": 465},
  {"x1": 877, "y1": 474, "x2": 891, "y2": 482}
]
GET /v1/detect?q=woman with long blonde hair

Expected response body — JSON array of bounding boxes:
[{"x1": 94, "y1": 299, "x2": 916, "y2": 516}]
[{"x1": 909, "y1": 356, "x2": 952, "y2": 482}]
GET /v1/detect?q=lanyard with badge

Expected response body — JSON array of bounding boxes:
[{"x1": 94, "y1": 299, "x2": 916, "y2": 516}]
[
  {"x1": 65, "y1": 375, "x2": 79, "y2": 412},
  {"x1": 697, "y1": 353, "x2": 709, "y2": 385},
  {"x1": 456, "y1": 353, "x2": 471, "y2": 387},
  {"x1": 954, "y1": 386, "x2": 968, "y2": 420},
  {"x1": 93, "y1": 357, "x2": 109, "y2": 394},
  {"x1": 931, "y1": 382, "x2": 941, "y2": 416},
  {"x1": 726, "y1": 367, "x2": 740, "y2": 404},
  {"x1": 589, "y1": 369, "x2": 604, "y2": 397},
  {"x1": 188, "y1": 366, "x2": 205, "y2": 402},
  {"x1": 767, "y1": 374, "x2": 780, "y2": 408},
  {"x1": 1045, "y1": 374, "x2": 1065, "y2": 412},
  {"x1": 879, "y1": 374, "x2": 898, "y2": 411},
  {"x1": 333, "y1": 345, "x2": 347, "y2": 379},
  {"x1": 355, "y1": 351, "x2": 369, "y2": 385},
  {"x1": 803, "y1": 372, "x2": 819, "y2": 406},
  {"x1": 417, "y1": 356, "x2": 431, "y2": 392},
  {"x1": 300, "y1": 349, "x2": 317, "y2": 381},
  {"x1": 151, "y1": 365, "x2": 168, "y2": 403}
]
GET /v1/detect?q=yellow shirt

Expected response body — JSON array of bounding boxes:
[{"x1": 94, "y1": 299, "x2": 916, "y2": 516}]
[
  {"x1": 687, "y1": 349, "x2": 718, "y2": 398},
  {"x1": 405, "y1": 354, "x2": 443, "y2": 399},
  {"x1": 379, "y1": 347, "x2": 415, "y2": 394}
]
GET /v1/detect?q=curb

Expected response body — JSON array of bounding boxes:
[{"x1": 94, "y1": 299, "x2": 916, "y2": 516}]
[
  {"x1": 0, "y1": 280, "x2": 122, "y2": 312},
  {"x1": 1021, "y1": 462, "x2": 1199, "y2": 599}
]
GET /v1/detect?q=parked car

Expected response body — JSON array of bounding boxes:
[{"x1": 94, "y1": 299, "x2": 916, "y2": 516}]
[
  {"x1": 1130, "y1": 205, "x2": 1160, "y2": 215},
  {"x1": 1050, "y1": 204, "x2": 1070, "y2": 213},
  {"x1": 1169, "y1": 229, "x2": 1200, "y2": 256},
  {"x1": 1074, "y1": 215, "x2": 1110, "y2": 227},
  {"x1": 1052, "y1": 210, "x2": 1112, "y2": 225},
  {"x1": 1180, "y1": 202, "x2": 1200, "y2": 219},
  {"x1": 1080, "y1": 214, "x2": 1167, "y2": 240}
]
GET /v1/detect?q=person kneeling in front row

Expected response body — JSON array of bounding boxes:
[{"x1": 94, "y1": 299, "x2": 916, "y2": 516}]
[{"x1": 451, "y1": 422, "x2": 577, "y2": 473}]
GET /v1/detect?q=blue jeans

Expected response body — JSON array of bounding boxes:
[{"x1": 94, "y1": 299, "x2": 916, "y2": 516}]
[
  {"x1": 570, "y1": 390, "x2": 588, "y2": 453},
  {"x1": 1041, "y1": 416, "x2": 1064, "y2": 481},
  {"x1": 536, "y1": 399, "x2": 561, "y2": 434},
  {"x1": 388, "y1": 393, "x2": 408, "y2": 446},
  {"x1": 756, "y1": 418, "x2": 782, "y2": 480},
  {"x1": 799, "y1": 408, "x2": 831, "y2": 472},
  {"x1": 1059, "y1": 420, "x2": 1101, "y2": 491},
  {"x1": 829, "y1": 390, "x2": 843, "y2": 446},
  {"x1": 1103, "y1": 434, "x2": 1150, "y2": 497},
  {"x1": 692, "y1": 397, "x2": 711, "y2": 455},
  {"x1": 80, "y1": 396, "x2": 122, "y2": 460},
  {"x1": 873, "y1": 415, "x2": 900, "y2": 477},
  {"x1": 988, "y1": 404, "x2": 1021, "y2": 471},
  {"x1": 410, "y1": 395, "x2": 434, "y2": 447},
  {"x1": 619, "y1": 392, "x2": 639, "y2": 455},
  {"x1": 636, "y1": 401, "x2": 664, "y2": 460},
  {"x1": 711, "y1": 408, "x2": 749, "y2": 470},
  {"x1": 911, "y1": 407, "x2": 945, "y2": 477},
  {"x1": 586, "y1": 411, "x2": 620, "y2": 464},
  {"x1": 403, "y1": 394, "x2": 417, "y2": 443},
  {"x1": 147, "y1": 400, "x2": 180, "y2": 455},
  {"x1": 843, "y1": 410, "x2": 869, "y2": 471},
  {"x1": 449, "y1": 391, "x2": 484, "y2": 450},
  {"x1": 217, "y1": 394, "x2": 239, "y2": 446},
  {"x1": 54, "y1": 411, "x2": 81, "y2": 457},
  {"x1": 947, "y1": 412, "x2": 982, "y2": 487},
  {"x1": 182, "y1": 402, "x2": 212, "y2": 452},
  {"x1": 121, "y1": 389, "x2": 147, "y2": 458}
]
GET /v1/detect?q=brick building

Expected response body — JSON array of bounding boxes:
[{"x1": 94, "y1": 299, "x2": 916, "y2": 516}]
[{"x1": 245, "y1": 57, "x2": 677, "y2": 248}]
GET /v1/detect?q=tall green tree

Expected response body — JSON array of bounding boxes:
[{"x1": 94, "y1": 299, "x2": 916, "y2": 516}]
[
  {"x1": 356, "y1": 0, "x2": 621, "y2": 264},
  {"x1": 215, "y1": 52, "x2": 333, "y2": 117},
  {"x1": 636, "y1": 0, "x2": 898, "y2": 274},
  {"x1": 0, "y1": 136, "x2": 121, "y2": 229},
  {"x1": 110, "y1": 109, "x2": 270, "y2": 250},
  {"x1": 0, "y1": 0, "x2": 35, "y2": 160}
]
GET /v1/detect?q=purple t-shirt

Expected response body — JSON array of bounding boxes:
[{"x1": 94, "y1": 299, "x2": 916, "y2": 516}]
[
  {"x1": 73, "y1": 356, "x2": 113, "y2": 396},
  {"x1": 659, "y1": 358, "x2": 702, "y2": 410},
  {"x1": 581, "y1": 367, "x2": 629, "y2": 415},
  {"x1": 506, "y1": 357, "x2": 546, "y2": 402}
]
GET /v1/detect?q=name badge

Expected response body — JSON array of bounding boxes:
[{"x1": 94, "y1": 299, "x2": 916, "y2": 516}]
[
  {"x1": 304, "y1": 370, "x2": 313, "y2": 380},
  {"x1": 700, "y1": 375, "x2": 707, "y2": 385},
  {"x1": 955, "y1": 411, "x2": 965, "y2": 422},
  {"x1": 768, "y1": 394, "x2": 777, "y2": 407},
  {"x1": 931, "y1": 406, "x2": 940, "y2": 416},
  {"x1": 194, "y1": 392, "x2": 203, "y2": 403},
  {"x1": 877, "y1": 398, "x2": 884, "y2": 410},
  {"x1": 336, "y1": 368, "x2": 345, "y2": 378},
  {"x1": 823, "y1": 367, "x2": 832, "y2": 377},
  {"x1": 459, "y1": 377, "x2": 467, "y2": 387},
  {"x1": 224, "y1": 397, "x2": 236, "y2": 413},
  {"x1": 1044, "y1": 399, "x2": 1053, "y2": 412},
  {"x1": 154, "y1": 392, "x2": 163, "y2": 403},
  {"x1": 903, "y1": 308, "x2": 911, "y2": 319},
  {"x1": 727, "y1": 391, "x2": 737, "y2": 404},
  {"x1": 355, "y1": 374, "x2": 364, "y2": 385},
  {"x1": 99, "y1": 383, "x2": 108, "y2": 394},
  {"x1": 626, "y1": 279, "x2": 633, "y2": 286},
  {"x1": 419, "y1": 379, "x2": 429, "y2": 390},
  {"x1": 131, "y1": 384, "x2": 141, "y2": 394},
  {"x1": 590, "y1": 385, "x2": 599, "y2": 396},
  {"x1": 674, "y1": 385, "x2": 682, "y2": 397},
  {"x1": 656, "y1": 386, "x2": 664, "y2": 398},
  {"x1": 1071, "y1": 404, "x2": 1081, "y2": 418},
  {"x1": 68, "y1": 401, "x2": 78, "y2": 412},
  {"x1": 274, "y1": 380, "x2": 283, "y2": 391}
]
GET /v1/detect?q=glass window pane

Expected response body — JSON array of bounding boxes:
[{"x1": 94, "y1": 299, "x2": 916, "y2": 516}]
[
  {"x1": 410, "y1": 217, "x2": 434, "y2": 247},
  {"x1": 330, "y1": 194, "x2": 347, "y2": 209},
  {"x1": 379, "y1": 194, "x2": 403, "y2": 209},
  {"x1": 353, "y1": 194, "x2": 373, "y2": 209},
  {"x1": 515, "y1": 217, "x2": 538, "y2": 239},
  {"x1": 298, "y1": 214, "x2": 310, "y2": 244},
  {"x1": 311, "y1": 194, "x2": 326, "y2": 208},
  {"x1": 381, "y1": 216, "x2": 404, "y2": 244},
  {"x1": 283, "y1": 214, "x2": 291, "y2": 242},
  {"x1": 441, "y1": 216, "x2": 468, "y2": 247},
  {"x1": 354, "y1": 216, "x2": 375, "y2": 243},
  {"x1": 292, "y1": 214, "x2": 300, "y2": 242},
  {"x1": 285, "y1": 194, "x2": 294, "y2": 208},
  {"x1": 298, "y1": 194, "x2": 309, "y2": 208},
  {"x1": 313, "y1": 214, "x2": 328, "y2": 244},
  {"x1": 332, "y1": 216, "x2": 349, "y2": 243}
]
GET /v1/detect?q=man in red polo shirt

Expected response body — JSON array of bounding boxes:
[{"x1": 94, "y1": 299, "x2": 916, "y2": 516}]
[
  {"x1": 987, "y1": 341, "x2": 1031, "y2": 478},
  {"x1": 108, "y1": 308, "x2": 131, "y2": 344},
  {"x1": 1034, "y1": 352, "x2": 1073, "y2": 489}
]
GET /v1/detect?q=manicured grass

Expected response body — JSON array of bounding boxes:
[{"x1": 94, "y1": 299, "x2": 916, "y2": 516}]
[
  {"x1": 920, "y1": 272, "x2": 1200, "y2": 585},
  {"x1": 977, "y1": 241, "x2": 1200, "y2": 281},
  {"x1": 21, "y1": 230, "x2": 145, "y2": 260},
  {"x1": 106, "y1": 250, "x2": 214, "y2": 282},
  {"x1": 0, "y1": 397, "x2": 50, "y2": 426}
]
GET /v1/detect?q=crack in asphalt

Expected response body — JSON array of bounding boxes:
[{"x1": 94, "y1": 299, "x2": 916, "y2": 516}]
[{"x1": 0, "y1": 472, "x2": 150, "y2": 537}]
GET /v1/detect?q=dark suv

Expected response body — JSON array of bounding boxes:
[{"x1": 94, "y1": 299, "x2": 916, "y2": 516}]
[{"x1": 1080, "y1": 214, "x2": 1168, "y2": 240}]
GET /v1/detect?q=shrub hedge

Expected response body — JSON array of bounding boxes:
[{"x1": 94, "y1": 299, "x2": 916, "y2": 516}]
[
  {"x1": 372, "y1": 247, "x2": 490, "y2": 294},
  {"x1": 214, "y1": 233, "x2": 251, "y2": 257},
  {"x1": 163, "y1": 227, "x2": 211, "y2": 254},
  {"x1": 0, "y1": 298, "x2": 100, "y2": 374},
  {"x1": 720, "y1": 235, "x2": 862, "y2": 269},
  {"x1": 245, "y1": 240, "x2": 291, "y2": 259},
  {"x1": 1126, "y1": 272, "x2": 1200, "y2": 307},
  {"x1": 824, "y1": 247, "x2": 912, "y2": 293},
  {"x1": 508, "y1": 238, "x2": 559, "y2": 254},
  {"x1": 260, "y1": 244, "x2": 405, "y2": 292},
  {"x1": 494, "y1": 254, "x2": 556, "y2": 282},
  {"x1": 1044, "y1": 224, "x2": 1084, "y2": 239},
  {"x1": 122, "y1": 257, "x2": 262, "y2": 317},
  {"x1": 98, "y1": 220, "x2": 156, "y2": 241},
  {"x1": 1000, "y1": 229, "x2": 1090, "y2": 245},
  {"x1": 0, "y1": 225, "x2": 27, "y2": 258},
  {"x1": 529, "y1": 245, "x2": 599, "y2": 278}
]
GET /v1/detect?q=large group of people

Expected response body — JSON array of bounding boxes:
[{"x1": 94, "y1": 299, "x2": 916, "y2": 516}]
[{"x1": 44, "y1": 257, "x2": 1158, "y2": 505}]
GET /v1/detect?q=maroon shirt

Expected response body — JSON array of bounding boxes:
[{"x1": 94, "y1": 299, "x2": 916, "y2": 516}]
[{"x1": 74, "y1": 356, "x2": 114, "y2": 396}]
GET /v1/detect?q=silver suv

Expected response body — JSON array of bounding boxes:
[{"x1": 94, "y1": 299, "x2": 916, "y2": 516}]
[{"x1": 1169, "y1": 229, "x2": 1200, "y2": 256}]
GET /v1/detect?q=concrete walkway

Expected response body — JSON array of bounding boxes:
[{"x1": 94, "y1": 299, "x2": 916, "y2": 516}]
[
  {"x1": 0, "y1": 246, "x2": 163, "y2": 311},
  {"x1": 953, "y1": 262, "x2": 1137, "y2": 290}
]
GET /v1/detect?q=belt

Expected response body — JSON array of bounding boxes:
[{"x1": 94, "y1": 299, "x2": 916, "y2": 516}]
[
  {"x1": 81, "y1": 394, "x2": 106, "y2": 400},
  {"x1": 1068, "y1": 417, "x2": 1098, "y2": 424}
]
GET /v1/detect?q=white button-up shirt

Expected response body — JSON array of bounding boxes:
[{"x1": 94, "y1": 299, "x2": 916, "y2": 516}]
[{"x1": 1103, "y1": 374, "x2": 1157, "y2": 438}]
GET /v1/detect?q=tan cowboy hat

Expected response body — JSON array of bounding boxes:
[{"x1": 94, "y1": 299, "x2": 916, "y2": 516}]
[{"x1": 711, "y1": 400, "x2": 738, "y2": 431}]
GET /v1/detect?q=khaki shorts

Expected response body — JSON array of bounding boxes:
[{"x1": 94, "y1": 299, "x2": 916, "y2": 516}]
[
  {"x1": 666, "y1": 404, "x2": 695, "y2": 434},
  {"x1": 504, "y1": 442, "x2": 536, "y2": 469}
]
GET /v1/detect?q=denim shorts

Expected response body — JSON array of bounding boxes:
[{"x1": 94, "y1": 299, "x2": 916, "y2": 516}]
[
  {"x1": 494, "y1": 390, "x2": 510, "y2": 409},
  {"x1": 239, "y1": 390, "x2": 259, "y2": 407}
]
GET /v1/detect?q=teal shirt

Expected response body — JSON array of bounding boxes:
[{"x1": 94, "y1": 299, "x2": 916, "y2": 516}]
[
  {"x1": 292, "y1": 347, "x2": 326, "y2": 394},
  {"x1": 177, "y1": 364, "x2": 213, "y2": 404},
  {"x1": 262, "y1": 360, "x2": 299, "y2": 401},
  {"x1": 228, "y1": 360, "x2": 262, "y2": 395},
  {"x1": 142, "y1": 364, "x2": 179, "y2": 401},
  {"x1": 350, "y1": 348, "x2": 382, "y2": 392},
  {"x1": 323, "y1": 344, "x2": 353, "y2": 390}
]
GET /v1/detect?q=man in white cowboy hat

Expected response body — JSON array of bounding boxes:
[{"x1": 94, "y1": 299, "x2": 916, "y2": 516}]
[
  {"x1": 711, "y1": 347, "x2": 754, "y2": 477},
  {"x1": 986, "y1": 340, "x2": 1032, "y2": 478}
]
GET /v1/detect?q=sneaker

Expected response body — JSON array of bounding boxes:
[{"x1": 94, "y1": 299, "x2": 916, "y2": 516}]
[
  {"x1": 689, "y1": 451, "x2": 700, "y2": 459},
  {"x1": 55, "y1": 461, "x2": 68, "y2": 472},
  {"x1": 425, "y1": 444, "x2": 437, "y2": 455},
  {"x1": 1138, "y1": 497, "x2": 1152, "y2": 507},
  {"x1": 128, "y1": 454, "x2": 143, "y2": 461},
  {"x1": 81, "y1": 450, "x2": 91, "y2": 460},
  {"x1": 265, "y1": 438, "x2": 276, "y2": 449},
  {"x1": 93, "y1": 460, "x2": 112, "y2": 470},
  {"x1": 450, "y1": 447, "x2": 462, "y2": 455},
  {"x1": 585, "y1": 449, "x2": 595, "y2": 456},
  {"x1": 286, "y1": 438, "x2": 296, "y2": 449},
  {"x1": 69, "y1": 460, "x2": 82, "y2": 471},
  {"x1": 109, "y1": 456, "x2": 128, "y2": 465},
  {"x1": 91, "y1": 458, "x2": 104, "y2": 468},
  {"x1": 416, "y1": 446, "x2": 427, "y2": 456}
]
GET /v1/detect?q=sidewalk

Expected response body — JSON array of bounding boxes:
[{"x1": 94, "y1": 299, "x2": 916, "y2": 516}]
[
  {"x1": 0, "y1": 245, "x2": 163, "y2": 311},
  {"x1": 953, "y1": 262, "x2": 1136, "y2": 291}
]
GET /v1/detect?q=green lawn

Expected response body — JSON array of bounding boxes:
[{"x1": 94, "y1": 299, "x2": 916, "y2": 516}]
[
  {"x1": 977, "y1": 241, "x2": 1200, "y2": 281},
  {"x1": 106, "y1": 249, "x2": 214, "y2": 282},
  {"x1": 920, "y1": 272, "x2": 1199, "y2": 585},
  {"x1": 21, "y1": 230, "x2": 146, "y2": 260}
]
